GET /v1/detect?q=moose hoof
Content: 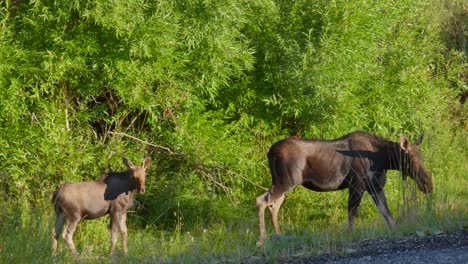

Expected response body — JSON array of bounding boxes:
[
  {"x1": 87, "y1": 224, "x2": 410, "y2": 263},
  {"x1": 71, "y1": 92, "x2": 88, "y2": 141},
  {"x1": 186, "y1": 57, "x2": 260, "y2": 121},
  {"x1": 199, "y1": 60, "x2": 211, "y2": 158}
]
[{"x1": 256, "y1": 240, "x2": 264, "y2": 247}]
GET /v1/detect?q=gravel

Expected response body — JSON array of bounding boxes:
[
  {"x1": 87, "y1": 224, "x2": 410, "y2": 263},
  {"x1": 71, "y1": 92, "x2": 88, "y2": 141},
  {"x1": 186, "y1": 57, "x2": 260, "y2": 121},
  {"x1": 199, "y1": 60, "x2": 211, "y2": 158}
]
[{"x1": 285, "y1": 229, "x2": 468, "y2": 264}]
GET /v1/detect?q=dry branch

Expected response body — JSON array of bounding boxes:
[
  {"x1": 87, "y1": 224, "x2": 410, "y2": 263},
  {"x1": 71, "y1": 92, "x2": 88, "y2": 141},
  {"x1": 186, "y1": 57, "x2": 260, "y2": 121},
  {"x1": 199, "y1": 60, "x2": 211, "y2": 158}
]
[{"x1": 108, "y1": 131, "x2": 173, "y2": 153}]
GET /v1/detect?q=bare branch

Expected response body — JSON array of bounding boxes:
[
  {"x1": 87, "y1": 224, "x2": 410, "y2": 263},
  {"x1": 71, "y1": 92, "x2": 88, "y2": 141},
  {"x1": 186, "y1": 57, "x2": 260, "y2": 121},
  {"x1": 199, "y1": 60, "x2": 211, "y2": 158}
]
[{"x1": 108, "y1": 131, "x2": 173, "y2": 153}]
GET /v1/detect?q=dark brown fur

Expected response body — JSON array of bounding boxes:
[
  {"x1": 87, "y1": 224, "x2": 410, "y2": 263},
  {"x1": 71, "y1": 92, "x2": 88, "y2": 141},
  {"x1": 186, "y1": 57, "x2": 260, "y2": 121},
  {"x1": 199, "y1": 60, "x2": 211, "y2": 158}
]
[
  {"x1": 256, "y1": 131, "x2": 433, "y2": 244},
  {"x1": 52, "y1": 157, "x2": 151, "y2": 256}
]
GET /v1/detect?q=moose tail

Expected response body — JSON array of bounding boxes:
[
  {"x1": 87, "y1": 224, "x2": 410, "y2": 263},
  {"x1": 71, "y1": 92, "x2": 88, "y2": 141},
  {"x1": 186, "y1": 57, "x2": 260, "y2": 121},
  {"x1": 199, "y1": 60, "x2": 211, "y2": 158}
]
[{"x1": 51, "y1": 186, "x2": 62, "y2": 212}]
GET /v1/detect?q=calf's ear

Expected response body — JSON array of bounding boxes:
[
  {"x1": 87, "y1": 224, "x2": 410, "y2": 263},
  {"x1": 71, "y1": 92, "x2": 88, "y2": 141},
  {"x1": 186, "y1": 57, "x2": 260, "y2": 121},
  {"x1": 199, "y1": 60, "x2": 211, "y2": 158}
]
[
  {"x1": 414, "y1": 134, "x2": 424, "y2": 146},
  {"x1": 123, "y1": 157, "x2": 135, "y2": 170},
  {"x1": 399, "y1": 136, "x2": 410, "y2": 153},
  {"x1": 143, "y1": 157, "x2": 152, "y2": 169}
]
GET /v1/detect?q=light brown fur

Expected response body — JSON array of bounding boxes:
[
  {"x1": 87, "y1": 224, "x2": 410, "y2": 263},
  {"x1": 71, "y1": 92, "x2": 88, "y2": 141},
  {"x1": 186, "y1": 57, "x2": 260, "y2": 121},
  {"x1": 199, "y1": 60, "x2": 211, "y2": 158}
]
[{"x1": 52, "y1": 157, "x2": 151, "y2": 256}]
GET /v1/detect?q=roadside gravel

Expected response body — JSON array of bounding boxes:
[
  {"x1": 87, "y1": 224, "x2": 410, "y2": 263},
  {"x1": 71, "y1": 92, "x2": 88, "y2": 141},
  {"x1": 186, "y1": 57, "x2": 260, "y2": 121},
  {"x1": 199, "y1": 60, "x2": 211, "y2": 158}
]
[{"x1": 286, "y1": 229, "x2": 467, "y2": 264}]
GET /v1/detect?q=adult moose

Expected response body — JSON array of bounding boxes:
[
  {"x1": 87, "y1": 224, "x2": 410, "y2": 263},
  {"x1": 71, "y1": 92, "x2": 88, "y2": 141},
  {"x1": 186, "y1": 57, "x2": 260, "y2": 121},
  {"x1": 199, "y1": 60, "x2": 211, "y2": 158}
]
[
  {"x1": 256, "y1": 131, "x2": 433, "y2": 244},
  {"x1": 52, "y1": 157, "x2": 151, "y2": 256}
]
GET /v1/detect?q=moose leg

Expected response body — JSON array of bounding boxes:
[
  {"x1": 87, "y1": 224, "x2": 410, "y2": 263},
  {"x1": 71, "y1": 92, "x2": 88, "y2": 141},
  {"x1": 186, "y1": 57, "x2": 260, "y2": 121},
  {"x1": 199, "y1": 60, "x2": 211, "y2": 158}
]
[
  {"x1": 119, "y1": 213, "x2": 128, "y2": 255},
  {"x1": 369, "y1": 188, "x2": 395, "y2": 227},
  {"x1": 347, "y1": 189, "x2": 363, "y2": 230},
  {"x1": 63, "y1": 216, "x2": 80, "y2": 255},
  {"x1": 110, "y1": 214, "x2": 120, "y2": 256},
  {"x1": 268, "y1": 193, "x2": 285, "y2": 235},
  {"x1": 256, "y1": 188, "x2": 287, "y2": 245},
  {"x1": 256, "y1": 192, "x2": 269, "y2": 243},
  {"x1": 52, "y1": 211, "x2": 66, "y2": 255}
]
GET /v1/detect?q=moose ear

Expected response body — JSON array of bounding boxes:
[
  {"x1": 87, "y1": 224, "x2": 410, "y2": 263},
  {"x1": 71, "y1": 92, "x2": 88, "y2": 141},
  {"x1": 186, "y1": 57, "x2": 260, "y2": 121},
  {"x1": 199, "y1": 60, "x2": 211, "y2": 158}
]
[
  {"x1": 143, "y1": 157, "x2": 152, "y2": 169},
  {"x1": 414, "y1": 134, "x2": 424, "y2": 146},
  {"x1": 399, "y1": 136, "x2": 410, "y2": 153},
  {"x1": 123, "y1": 157, "x2": 135, "y2": 170}
]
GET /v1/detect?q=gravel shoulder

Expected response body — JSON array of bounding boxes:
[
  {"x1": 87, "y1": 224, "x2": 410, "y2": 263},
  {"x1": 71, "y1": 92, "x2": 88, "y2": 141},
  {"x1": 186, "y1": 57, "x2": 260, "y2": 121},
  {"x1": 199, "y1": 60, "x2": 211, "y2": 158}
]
[{"x1": 286, "y1": 229, "x2": 468, "y2": 264}]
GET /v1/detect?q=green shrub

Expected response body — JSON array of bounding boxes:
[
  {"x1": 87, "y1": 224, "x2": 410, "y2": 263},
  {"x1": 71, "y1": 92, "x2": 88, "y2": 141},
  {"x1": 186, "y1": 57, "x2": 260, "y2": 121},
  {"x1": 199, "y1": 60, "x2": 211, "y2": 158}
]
[{"x1": 0, "y1": 0, "x2": 465, "y2": 262}]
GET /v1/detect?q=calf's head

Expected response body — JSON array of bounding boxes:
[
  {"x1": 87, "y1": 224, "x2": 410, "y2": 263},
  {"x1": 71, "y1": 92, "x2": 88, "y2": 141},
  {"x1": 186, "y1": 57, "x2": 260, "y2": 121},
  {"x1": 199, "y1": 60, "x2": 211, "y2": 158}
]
[
  {"x1": 124, "y1": 157, "x2": 152, "y2": 194},
  {"x1": 399, "y1": 135, "x2": 433, "y2": 193}
]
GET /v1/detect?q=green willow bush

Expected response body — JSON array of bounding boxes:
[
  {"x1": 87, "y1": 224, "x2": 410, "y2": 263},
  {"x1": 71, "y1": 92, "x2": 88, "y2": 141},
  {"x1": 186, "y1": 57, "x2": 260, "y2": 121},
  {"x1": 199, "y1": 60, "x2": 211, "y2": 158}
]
[{"x1": 0, "y1": 0, "x2": 466, "y2": 253}]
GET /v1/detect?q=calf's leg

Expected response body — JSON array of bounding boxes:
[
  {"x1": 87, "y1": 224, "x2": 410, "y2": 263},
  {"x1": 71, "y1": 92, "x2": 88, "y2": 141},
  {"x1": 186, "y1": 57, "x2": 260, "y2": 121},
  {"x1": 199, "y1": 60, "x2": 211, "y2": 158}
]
[
  {"x1": 110, "y1": 214, "x2": 120, "y2": 256},
  {"x1": 63, "y1": 216, "x2": 80, "y2": 255},
  {"x1": 119, "y1": 213, "x2": 128, "y2": 255}
]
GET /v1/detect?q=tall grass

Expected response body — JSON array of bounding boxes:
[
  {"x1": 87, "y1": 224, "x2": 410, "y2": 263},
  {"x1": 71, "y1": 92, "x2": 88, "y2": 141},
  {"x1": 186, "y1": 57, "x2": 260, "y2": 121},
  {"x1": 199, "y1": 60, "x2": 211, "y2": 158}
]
[
  {"x1": 1, "y1": 129, "x2": 465, "y2": 263},
  {"x1": 1, "y1": 199, "x2": 462, "y2": 264},
  {"x1": 0, "y1": 207, "x2": 55, "y2": 263}
]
